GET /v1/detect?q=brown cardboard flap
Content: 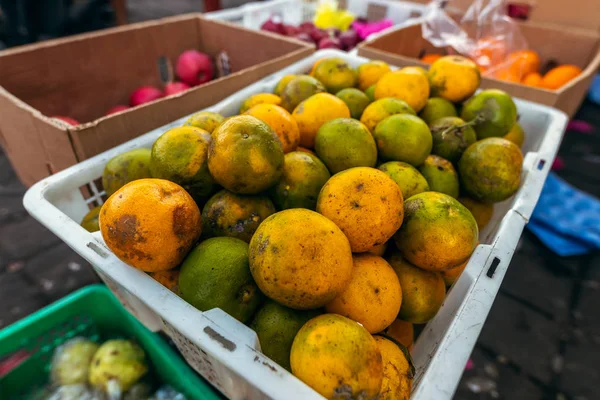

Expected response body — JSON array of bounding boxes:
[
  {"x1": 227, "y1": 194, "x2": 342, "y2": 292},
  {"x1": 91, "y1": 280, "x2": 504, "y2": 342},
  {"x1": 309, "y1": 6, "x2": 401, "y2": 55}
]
[
  {"x1": 70, "y1": 45, "x2": 313, "y2": 160},
  {"x1": 0, "y1": 13, "x2": 313, "y2": 186},
  {"x1": 0, "y1": 88, "x2": 77, "y2": 186},
  {"x1": 362, "y1": 20, "x2": 600, "y2": 69},
  {"x1": 195, "y1": 18, "x2": 309, "y2": 71},
  {"x1": 0, "y1": 14, "x2": 312, "y2": 124},
  {"x1": 0, "y1": 15, "x2": 201, "y2": 123},
  {"x1": 358, "y1": 19, "x2": 600, "y2": 117}
]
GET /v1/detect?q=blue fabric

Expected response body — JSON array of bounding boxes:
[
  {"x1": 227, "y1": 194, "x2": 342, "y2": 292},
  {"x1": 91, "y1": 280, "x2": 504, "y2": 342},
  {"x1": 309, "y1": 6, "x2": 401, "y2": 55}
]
[
  {"x1": 587, "y1": 73, "x2": 600, "y2": 105},
  {"x1": 527, "y1": 173, "x2": 600, "y2": 256}
]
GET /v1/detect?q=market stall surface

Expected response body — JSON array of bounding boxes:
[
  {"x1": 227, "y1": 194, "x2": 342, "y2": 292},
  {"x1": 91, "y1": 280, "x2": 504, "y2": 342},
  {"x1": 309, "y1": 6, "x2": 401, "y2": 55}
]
[{"x1": 0, "y1": 100, "x2": 598, "y2": 400}]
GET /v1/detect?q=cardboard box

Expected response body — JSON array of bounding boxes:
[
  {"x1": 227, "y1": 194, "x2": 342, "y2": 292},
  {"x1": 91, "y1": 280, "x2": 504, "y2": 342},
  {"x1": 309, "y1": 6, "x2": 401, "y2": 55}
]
[
  {"x1": 0, "y1": 14, "x2": 314, "y2": 187},
  {"x1": 358, "y1": 18, "x2": 600, "y2": 117}
]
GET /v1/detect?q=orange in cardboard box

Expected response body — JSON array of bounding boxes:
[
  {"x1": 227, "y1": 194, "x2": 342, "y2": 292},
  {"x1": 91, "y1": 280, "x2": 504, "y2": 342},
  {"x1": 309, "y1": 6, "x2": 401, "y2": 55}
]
[
  {"x1": 470, "y1": 36, "x2": 508, "y2": 70},
  {"x1": 420, "y1": 53, "x2": 443, "y2": 64},
  {"x1": 541, "y1": 65, "x2": 583, "y2": 90},
  {"x1": 522, "y1": 72, "x2": 543, "y2": 87},
  {"x1": 494, "y1": 69, "x2": 521, "y2": 83},
  {"x1": 506, "y1": 50, "x2": 540, "y2": 80}
]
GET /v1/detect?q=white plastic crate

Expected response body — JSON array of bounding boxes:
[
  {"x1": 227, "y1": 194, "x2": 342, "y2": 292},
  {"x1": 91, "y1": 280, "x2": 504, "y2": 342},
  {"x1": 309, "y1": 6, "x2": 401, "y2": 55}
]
[
  {"x1": 206, "y1": 0, "x2": 426, "y2": 33},
  {"x1": 23, "y1": 49, "x2": 568, "y2": 400}
]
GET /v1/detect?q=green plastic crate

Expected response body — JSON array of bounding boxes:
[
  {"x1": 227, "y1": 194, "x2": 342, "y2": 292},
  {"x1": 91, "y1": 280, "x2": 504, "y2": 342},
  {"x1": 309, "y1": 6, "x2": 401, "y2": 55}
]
[{"x1": 0, "y1": 284, "x2": 222, "y2": 399}]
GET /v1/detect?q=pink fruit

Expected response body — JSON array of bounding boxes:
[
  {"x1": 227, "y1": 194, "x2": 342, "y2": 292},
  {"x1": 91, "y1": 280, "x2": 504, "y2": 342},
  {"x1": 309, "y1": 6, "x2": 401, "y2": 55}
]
[
  {"x1": 176, "y1": 50, "x2": 215, "y2": 86},
  {"x1": 261, "y1": 18, "x2": 284, "y2": 34},
  {"x1": 129, "y1": 86, "x2": 163, "y2": 107},
  {"x1": 310, "y1": 28, "x2": 328, "y2": 43},
  {"x1": 318, "y1": 37, "x2": 343, "y2": 50},
  {"x1": 105, "y1": 105, "x2": 130, "y2": 115},
  {"x1": 282, "y1": 25, "x2": 300, "y2": 36},
  {"x1": 299, "y1": 22, "x2": 315, "y2": 34},
  {"x1": 339, "y1": 29, "x2": 359, "y2": 50},
  {"x1": 164, "y1": 82, "x2": 191, "y2": 96},
  {"x1": 294, "y1": 32, "x2": 314, "y2": 44},
  {"x1": 52, "y1": 116, "x2": 80, "y2": 126}
]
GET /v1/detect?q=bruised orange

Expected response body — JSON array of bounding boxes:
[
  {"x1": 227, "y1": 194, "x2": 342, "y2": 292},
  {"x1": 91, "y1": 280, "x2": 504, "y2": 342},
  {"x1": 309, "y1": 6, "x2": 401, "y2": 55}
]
[
  {"x1": 201, "y1": 189, "x2": 276, "y2": 243},
  {"x1": 382, "y1": 320, "x2": 414, "y2": 351},
  {"x1": 208, "y1": 115, "x2": 284, "y2": 194},
  {"x1": 317, "y1": 167, "x2": 404, "y2": 253},
  {"x1": 149, "y1": 269, "x2": 180, "y2": 293},
  {"x1": 249, "y1": 209, "x2": 353, "y2": 309},
  {"x1": 541, "y1": 65, "x2": 583, "y2": 90},
  {"x1": 100, "y1": 179, "x2": 201, "y2": 272},
  {"x1": 291, "y1": 314, "x2": 383, "y2": 399},
  {"x1": 374, "y1": 336, "x2": 413, "y2": 400},
  {"x1": 394, "y1": 192, "x2": 478, "y2": 271},
  {"x1": 325, "y1": 254, "x2": 402, "y2": 333}
]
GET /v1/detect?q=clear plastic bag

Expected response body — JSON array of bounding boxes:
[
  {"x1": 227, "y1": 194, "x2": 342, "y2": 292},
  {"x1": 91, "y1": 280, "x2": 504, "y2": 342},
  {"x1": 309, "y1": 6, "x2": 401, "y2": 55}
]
[{"x1": 422, "y1": 0, "x2": 529, "y2": 78}]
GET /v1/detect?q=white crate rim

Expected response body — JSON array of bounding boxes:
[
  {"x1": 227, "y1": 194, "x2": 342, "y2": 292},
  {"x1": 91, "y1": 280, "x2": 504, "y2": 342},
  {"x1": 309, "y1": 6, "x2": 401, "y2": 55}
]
[{"x1": 23, "y1": 49, "x2": 568, "y2": 400}]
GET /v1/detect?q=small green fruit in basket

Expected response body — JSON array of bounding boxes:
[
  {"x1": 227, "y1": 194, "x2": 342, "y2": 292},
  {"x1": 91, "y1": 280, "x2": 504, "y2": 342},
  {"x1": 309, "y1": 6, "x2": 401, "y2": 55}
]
[
  {"x1": 419, "y1": 97, "x2": 457, "y2": 126},
  {"x1": 89, "y1": 339, "x2": 148, "y2": 393},
  {"x1": 504, "y1": 122, "x2": 525, "y2": 148},
  {"x1": 364, "y1": 84, "x2": 376, "y2": 102},
  {"x1": 387, "y1": 252, "x2": 446, "y2": 324},
  {"x1": 274, "y1": 74, "x2": 297, "y2": 96},
  {"x1": 184, "y1": 111, "x2": 225, "y2": 134},
  {"x1": 150, "y1": 126, "x2": 215, "y2": 198},
  {"x1": 458, "y1": 137, "x2": 523, "y2": 203},
  {"x1": 461, "y1": 89, "x2": 518, "y2": 139},
  {"x1": 429, "y1": 116, "x2": 477, "y2": 163},
  {"x1": 102, "y1": 148, "x2": 152, "y2": 197},
  {"x1": 312, "y1": 57, "x2": 358, "y2": 94},
  {"x1": 394, "y1": 192, "x2": 478, "y2": 272},
  {"x1": 270, "y1": 151, "x2": 331, "y2": 211},
  {"x1": 179, "y1": 237, "x2": 262, "y2": 323},
  {"x1": 201, "y1": 189, "x2": 277, "y2": 243},
  {"x1": 280, "y1": 75, "x2": 326, "y2": 112},
  {"x1": 373, "y1": 114, "x2": 432, "y2": 166},
  {"x1": 315, "y1": 118, "x2": 377, "y2": 174},
  {"x1": 335, "y1": 88, "x2": 370, "y2": 119},
  {"x1": 419, "y1": 155, "x2": 460, "y2": 199},
  {"x1": 378, "y1": 161, "x2": 429, "y2": 200},
  {"x1": 80, "y1": 205, "x2": 102, "y2": 232},
  {"x1": 51, "y1": 337, "x2": 99, "y2": 385},
  {"x1": 250, "y1": 301, "x2": 320, "y2": 371},
  {"x1": 208, "y1": 115, "x2": 284, "y2": 194}
]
